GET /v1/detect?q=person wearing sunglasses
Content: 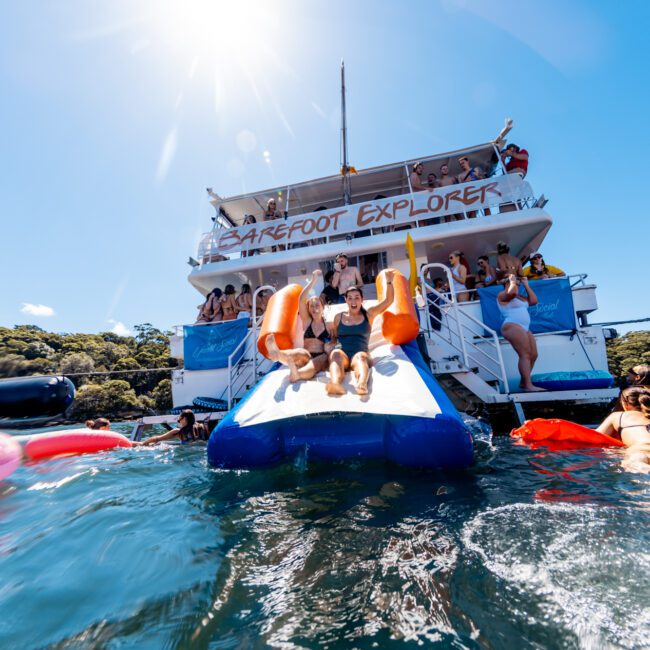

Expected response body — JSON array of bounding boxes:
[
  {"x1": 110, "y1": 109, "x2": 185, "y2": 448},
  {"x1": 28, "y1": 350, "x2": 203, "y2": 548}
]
[
  {"x1": 448, "y1": 251, "x2": 469, "y2": 302},
  {"x1": 475, "y1": 256, "x2": 498, "y2": 289},
  {"x1": 522, "y1": 252, "x2": 565, "y2": 280}
]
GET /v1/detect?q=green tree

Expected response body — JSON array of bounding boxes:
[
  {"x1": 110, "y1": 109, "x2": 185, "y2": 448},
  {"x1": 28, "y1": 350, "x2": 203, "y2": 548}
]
[
  {"x1": 59, "y1": 352, "x2": 95, "y2": 376},
  {"x1": 607, "y1": 330, "x2": 650, "y2": 382},
  {"x1": 70, "y1": 379, "x2": 143, "y2": 420},
  {"x1": 152, "y1": 378, "x2": 173, "y2": 412}
]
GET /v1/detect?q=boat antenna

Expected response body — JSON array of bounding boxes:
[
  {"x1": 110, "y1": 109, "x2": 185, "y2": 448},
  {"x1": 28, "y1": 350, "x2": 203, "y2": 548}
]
[{"x1": 340, "y1": 60, "x2": 353, "y2": 205}]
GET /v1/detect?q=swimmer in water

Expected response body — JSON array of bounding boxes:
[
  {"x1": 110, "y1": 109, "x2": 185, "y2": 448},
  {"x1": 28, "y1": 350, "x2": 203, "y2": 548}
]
[
  {"x1": 597, "y1": 387, "x2": 650, "y2": 473},
  {"x1": 133, "y1": 410, "x2": 208, "y2": 446},
  {"x1": 85, "y1": 418, "x2": 111, "y2": 431}
]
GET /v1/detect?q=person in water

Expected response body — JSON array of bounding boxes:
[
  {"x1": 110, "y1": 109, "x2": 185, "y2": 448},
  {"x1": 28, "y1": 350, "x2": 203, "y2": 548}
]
[
  {"x1": 326, "y1": 270, "x2": 395, "y2": 396},
  {"x1": 134, "y1": 410, "x2": 207, "y2": 446},
  {"x1": 497, "y1": 274, "x2": 543, "y2": 392},
  {"x1": 85, "y1": 418, "x2": 110, "y2": 430},
  {"x1": 597, "y1": 387, "x2": 650, "y2": 473},
  {"x1": 610, "y1": 364, "x2": 650, "y2": 412},
  {"x1": 265, "y1": 269, "x2": 333, "y2": 382}
]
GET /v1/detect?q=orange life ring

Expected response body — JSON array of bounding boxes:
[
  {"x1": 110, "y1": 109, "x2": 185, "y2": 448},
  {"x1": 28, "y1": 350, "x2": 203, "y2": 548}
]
[
  {"x1": 23, "y1": 429, "x2": 133, "y2": 461},
  {"x1": 511, "y1": 418, "x2": 625, "y2": 449},
  {"x1": 257, "y1": 284, "x2": 303, "y2": 359},
  {"x1": 376, "y1": 269, "x2": 419, "y2": 345}
]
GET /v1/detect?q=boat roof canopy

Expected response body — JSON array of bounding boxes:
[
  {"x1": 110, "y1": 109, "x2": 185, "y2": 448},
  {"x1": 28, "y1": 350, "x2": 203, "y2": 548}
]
[{"x1": 211, "y1": 142, "x2": 499, "y2": 226}]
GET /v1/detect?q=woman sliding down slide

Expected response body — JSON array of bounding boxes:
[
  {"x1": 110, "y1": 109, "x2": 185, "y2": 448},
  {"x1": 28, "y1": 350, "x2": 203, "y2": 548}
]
[
  {"x1": 326, "y1": 270, "x2": 395, "y2": 396},
  {"x1": 265, "y1": 269, "x2": 333, "y2": 383}
]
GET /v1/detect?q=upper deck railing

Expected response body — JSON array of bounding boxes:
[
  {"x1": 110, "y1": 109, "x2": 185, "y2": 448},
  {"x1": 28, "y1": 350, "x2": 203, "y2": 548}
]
[{"x1": 197, "y1": 173, "x2": 538, "y2": 265}]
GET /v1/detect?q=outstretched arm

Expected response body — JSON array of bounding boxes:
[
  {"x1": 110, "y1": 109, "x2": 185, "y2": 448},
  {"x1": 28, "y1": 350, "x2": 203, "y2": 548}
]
[
  {"x1": 521, "y1": 277, "x2": 538, "y2": 306},
  {"x1": 134, "y1": 429, "x2": 179, "y2": 446},
  {"x1": 596, "y1": 414, "x2": 617, "y2": 437},
  {"x1": 497, "y1": 274, "x2": 520, "y2": 303},
  {"x1": 299, "y1": 269, "x2": 321, "y2": 324},
  {"x1": 368, "y1": 270, "x2": 395, "y2": 319},
  {"x1": 328, "y1": 314, "x2": 340, "y2": 347}
]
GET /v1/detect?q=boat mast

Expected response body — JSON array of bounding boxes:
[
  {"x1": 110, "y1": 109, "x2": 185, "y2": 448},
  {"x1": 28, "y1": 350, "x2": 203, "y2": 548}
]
[{"x1": 340, "y1": 60, "x2": 352, "y2": 205}]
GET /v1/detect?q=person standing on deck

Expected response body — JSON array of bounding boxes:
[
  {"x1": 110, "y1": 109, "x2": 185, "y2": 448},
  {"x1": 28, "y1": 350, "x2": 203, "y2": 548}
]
[
  {"x1": 501, "y1": 143, "x2": 529, "y2": 178},
  {"x1": 435, "y1": 163, "x2": 459, "y2": 222},
  {"x1": 331, "y1": 253, "x2": 363, "y2": 303},
  {"x1": 410, "y1": 162, "x2": 428, "y2": 192},
  {"x1": 496, "y1": 241, "x2": 524, "y2": 282},
  {"x1": 497, "y1": 274, "x2": 543, "y2": 392},
  {"x1": 326, "y1": 271, "x2": 395, "y2": 396}
]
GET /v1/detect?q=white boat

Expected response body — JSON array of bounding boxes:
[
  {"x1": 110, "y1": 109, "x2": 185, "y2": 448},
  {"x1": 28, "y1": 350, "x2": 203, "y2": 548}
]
[{"x1": 135, "y1": 70, "x2": 618, "y2": 440}]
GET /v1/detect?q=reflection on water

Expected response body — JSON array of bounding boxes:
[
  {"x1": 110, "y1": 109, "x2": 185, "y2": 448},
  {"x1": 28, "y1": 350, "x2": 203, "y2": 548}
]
[{"x1": 0, "y1": 420, "x2": 648, "y2": 648}]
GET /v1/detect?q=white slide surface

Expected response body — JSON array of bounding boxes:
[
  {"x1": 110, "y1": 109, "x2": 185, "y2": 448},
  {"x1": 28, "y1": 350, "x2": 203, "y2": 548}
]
[{"x1": 235, "y1": 342, "x2": 442, "y2": 427}]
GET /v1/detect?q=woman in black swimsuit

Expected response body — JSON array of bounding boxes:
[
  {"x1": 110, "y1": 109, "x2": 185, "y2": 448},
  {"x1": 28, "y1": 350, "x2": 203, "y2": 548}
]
[
  {"x1": 134, "y1": 410, "x2": 208, "y2": 446},
  {"x1": 265, "y1": 269, "x2": 333, "y2": 383},
  {"x1": 597, "y1": 387, "x2": 650, "y2": 473},
  {"x1": 326, "y1": 270, "x2": 395, "y2": 396}
]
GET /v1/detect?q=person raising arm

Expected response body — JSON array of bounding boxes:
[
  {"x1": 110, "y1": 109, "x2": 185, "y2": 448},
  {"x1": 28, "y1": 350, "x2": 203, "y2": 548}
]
[
  {"x1": 331, "y1": 254, "x2": 364, "y2": 301},
  {"x1": 265, "y1": 269, "x2": 333, "y2": 383},
  {"x1": 497, "y1": 275, "x2": 543, "y2": 392},
  {"x1": 326, "y1": 270, "x2": 395, "y2": 396}
]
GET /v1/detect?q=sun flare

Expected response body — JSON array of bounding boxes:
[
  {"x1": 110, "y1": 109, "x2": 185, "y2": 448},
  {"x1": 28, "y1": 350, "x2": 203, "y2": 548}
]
[{"x1": 153, "y1": 0, "x2": 278, "y2": 73}]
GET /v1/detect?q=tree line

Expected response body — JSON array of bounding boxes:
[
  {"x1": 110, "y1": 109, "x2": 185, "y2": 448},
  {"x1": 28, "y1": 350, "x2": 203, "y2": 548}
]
[
  {"x1": 0, "y1": 324, "x2": 177, "y2": 420},
  {"x1": 1, "y1": 324, "x2": 647, "y2": 422}
]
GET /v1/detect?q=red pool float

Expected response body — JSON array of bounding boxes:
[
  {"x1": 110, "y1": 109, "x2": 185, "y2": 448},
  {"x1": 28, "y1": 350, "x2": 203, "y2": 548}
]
[
  {"x1": 23, "y1": 428, "x2": 132, "y2": 461},
  {"x1": 511, "y1": 418, "x2": 626, "y2": 450}
]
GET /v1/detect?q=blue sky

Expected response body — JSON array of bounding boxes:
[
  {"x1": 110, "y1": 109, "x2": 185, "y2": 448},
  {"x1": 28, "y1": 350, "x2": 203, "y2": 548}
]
[{"x1": 1, "y1": 0, "x2": 648, "y2": 335}]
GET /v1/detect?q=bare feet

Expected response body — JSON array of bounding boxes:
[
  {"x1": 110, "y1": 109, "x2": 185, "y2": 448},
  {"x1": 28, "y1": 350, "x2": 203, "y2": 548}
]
[
  {"x1": 287, "y1": 356, "x2": 300, "y2": 383},
  {"x1": 521, "y1": 385, "x2": 546, "y2": 392},
  {"x1": 265, "y1": 333, "x2": 280, "y2": 361},
  {"x1": 326, "y1": 382, "x2": 346, "y2": 396},
  {"x1": 356, "y1": 383, "x2": 368, "y2": 396}
]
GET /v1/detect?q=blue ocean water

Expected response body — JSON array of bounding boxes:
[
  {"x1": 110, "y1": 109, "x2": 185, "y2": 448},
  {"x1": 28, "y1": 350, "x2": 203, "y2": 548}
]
[{"x1": 0, "y1": 420, "x2": 648, "y2": 649}]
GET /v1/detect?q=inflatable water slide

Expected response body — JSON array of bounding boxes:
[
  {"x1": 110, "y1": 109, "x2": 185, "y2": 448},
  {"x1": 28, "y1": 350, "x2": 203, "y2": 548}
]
[{"x1": 207, "y1": 270, "x2": 473, "y2": 470}]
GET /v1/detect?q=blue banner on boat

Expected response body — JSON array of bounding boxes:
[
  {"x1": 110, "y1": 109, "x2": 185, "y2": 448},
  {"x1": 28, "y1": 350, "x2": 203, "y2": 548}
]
[
  {"x1": 183, "y1": 319, "x2": 249, "y2": 370},
  {"x1": 477, "y1": 278, "x2": 576, "y2": 334}
]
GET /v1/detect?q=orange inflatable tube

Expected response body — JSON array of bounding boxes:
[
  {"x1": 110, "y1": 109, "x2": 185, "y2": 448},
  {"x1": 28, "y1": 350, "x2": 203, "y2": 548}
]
[
  {"x1": 376, "y1": 269, "x2": 419, "y2": 345},
  {"x1": 257, "y1": 284, "x2": 303, "y2": 359},
  {"x1": 511, "y1": 418, "x2": 625, "y2": 449},
  {"x1": 23, "y1": 429, "x2": 133, "y2": 461}
]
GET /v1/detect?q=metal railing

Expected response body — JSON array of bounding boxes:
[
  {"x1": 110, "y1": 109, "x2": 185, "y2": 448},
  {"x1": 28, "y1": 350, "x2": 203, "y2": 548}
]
[
  {"x1": 419, "y1": 263, "x2": 508, "y2": 391},
  {"x1": 197, "y1": 177, "x2": 539, "y2": 264},
  {"x1": 226, "y1": 285, "x2": 276, "y2": 409}
]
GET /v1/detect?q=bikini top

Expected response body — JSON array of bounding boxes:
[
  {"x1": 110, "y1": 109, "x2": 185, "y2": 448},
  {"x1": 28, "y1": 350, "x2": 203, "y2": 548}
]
[
  {"x1": 304, "y1": 320, "x2": 329, "y2": 343},
  {"x1": 618, "y1": 412, "x2": 650, "y2": 433}
]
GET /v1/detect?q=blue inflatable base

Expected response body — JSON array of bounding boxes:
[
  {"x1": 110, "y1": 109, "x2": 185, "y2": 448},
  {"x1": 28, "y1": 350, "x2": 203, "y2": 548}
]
[
  {"x1": 531, "y1": 370, "x2": 614, "y2": 391},
  {"x1": 207, "y1": 341, "x2": 473, "y2": 470}
]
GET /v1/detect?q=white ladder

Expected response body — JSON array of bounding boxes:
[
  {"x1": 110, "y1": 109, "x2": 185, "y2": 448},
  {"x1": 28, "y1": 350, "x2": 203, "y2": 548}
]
[
  {"x1": 226, "y1": 285, "x2": 276, "y2": 409},
  {"x1": 419, "y1": 263, "x2": 508, "y2": 400}
]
